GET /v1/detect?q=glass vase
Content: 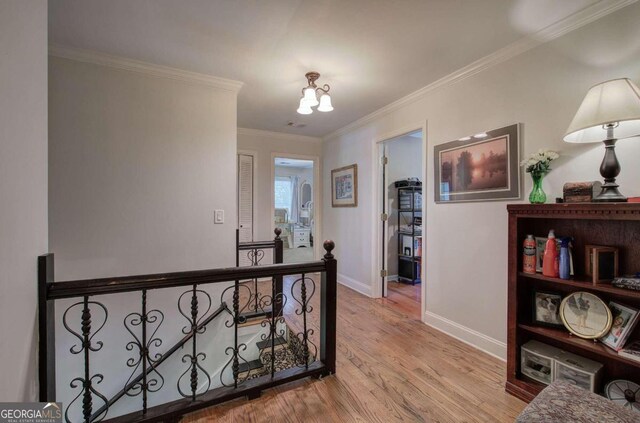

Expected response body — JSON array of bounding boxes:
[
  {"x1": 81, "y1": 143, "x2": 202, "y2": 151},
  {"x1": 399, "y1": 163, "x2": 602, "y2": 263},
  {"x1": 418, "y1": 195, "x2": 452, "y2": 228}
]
[{"x1": 529, "y1": 173, "x2": 547, "y2": 204}]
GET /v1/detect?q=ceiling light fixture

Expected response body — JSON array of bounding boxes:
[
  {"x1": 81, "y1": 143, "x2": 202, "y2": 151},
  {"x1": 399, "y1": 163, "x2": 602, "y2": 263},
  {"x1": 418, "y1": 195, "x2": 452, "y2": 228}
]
[{"x1": 297, "y1": 71, "x2": 333, "y2": 114}]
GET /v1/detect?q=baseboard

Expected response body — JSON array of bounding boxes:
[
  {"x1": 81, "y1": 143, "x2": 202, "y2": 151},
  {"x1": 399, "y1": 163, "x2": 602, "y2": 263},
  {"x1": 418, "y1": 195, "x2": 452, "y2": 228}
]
[
  {"x1": 424, "y1": 311, "x2": 507, "y2": 361},
  {"x1": 387, "y1": 274, "x2": 398, "y2": 282},
  {"x1": 338, "y1": 273, "x2": 373, "y2": 297}
]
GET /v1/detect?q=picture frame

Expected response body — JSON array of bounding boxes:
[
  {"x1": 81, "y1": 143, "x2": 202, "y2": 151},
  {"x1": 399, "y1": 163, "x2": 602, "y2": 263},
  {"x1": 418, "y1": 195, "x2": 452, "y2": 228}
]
[
  {"x1": 533, "y1": 291, "x2": 564, "y2": 328},
  {"x1": 535, "y1": 237, "x2": 547, "y2": 273},
  {"x1": 600, "y1": 302, "x2": 640, "y2": 351},
  {"x1": 585, "y1": 245, "x2": 619, "y2": 285},
  {"x1": 331, "y1": 164, "x2": 358, "y2": 207},
  {"x1": 434, "y1": 123, "x2": 521, "y2": 203},
  {"x1": 560, "y1": 291, "x2": 612, "y2": 339}
]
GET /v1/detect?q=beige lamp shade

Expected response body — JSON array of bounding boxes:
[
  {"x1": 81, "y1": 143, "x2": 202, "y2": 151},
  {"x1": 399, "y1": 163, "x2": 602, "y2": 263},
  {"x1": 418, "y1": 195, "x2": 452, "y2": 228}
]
[{"x1": 564, "y1": 78, "x2": 640, "y2": 143}]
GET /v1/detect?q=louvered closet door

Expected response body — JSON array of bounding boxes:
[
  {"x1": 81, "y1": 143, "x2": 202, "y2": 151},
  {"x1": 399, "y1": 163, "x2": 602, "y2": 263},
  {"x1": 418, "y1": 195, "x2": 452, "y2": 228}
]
[{"x1": 238, "y1": 154, "x2": 254, "y2": 244}]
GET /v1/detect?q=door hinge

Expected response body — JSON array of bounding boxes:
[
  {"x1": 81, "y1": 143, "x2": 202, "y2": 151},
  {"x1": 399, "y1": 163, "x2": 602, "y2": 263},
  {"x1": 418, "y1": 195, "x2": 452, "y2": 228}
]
[
  {"x1": 381, "y1": 156, "x2": 388, "y2": 165},
  {"x1": 380, "y1": 213, "x2": 388, "y2": 221},
  {"x1": 380, "y1": 269, "x2": 388, "y2": 277}
]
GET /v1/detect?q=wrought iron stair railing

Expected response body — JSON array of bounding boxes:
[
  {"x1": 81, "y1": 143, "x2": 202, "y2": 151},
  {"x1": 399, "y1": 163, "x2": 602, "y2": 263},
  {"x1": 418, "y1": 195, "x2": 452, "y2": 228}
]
[
  {"x1": 236, "y1": 228, "x2": 284, "y2": 319},
  {"x1": 38, "y1": 232, "x2": 336, "y2": 423}
]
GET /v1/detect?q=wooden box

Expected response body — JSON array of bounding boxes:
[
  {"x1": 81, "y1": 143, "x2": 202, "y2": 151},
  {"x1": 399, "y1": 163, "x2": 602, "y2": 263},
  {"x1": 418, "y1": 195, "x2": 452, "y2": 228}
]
[
  {"x1": 563, "y1": 181, "x2": 602, "y2": 203},
  {"x1": 585, "y1": 245, "x2": 619, "y2": 285},
  {"x1": 554, "y1": 350, "x2": 603, "y2": 392}
]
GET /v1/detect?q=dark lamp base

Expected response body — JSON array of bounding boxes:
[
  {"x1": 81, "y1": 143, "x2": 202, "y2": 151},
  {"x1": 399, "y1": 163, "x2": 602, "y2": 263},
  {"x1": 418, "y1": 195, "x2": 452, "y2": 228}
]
[
  {"x1": 594, "y1": 138, "x2": 627, "y2": 203},
  {"x1": 594, "y1": 184, "x2": 627, "y2": 202}
]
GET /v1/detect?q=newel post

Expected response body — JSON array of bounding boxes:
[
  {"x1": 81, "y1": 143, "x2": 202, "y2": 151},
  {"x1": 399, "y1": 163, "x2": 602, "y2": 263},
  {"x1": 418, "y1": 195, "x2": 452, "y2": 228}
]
[
  {"x1": 273, "y1": 228, "x2": 284, "y2": 316},
  {"x1": 38, "y1": 253, "x2": 56, "y2": 401},
  {"x1": 320, "y1": 240, "x2": 337, "y2": 374}
]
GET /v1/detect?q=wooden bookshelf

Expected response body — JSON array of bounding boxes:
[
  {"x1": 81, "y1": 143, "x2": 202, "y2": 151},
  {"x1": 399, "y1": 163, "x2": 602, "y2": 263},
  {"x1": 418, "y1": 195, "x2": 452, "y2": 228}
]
[{"x1": 506, "y1": 203, "x2": 640, "y2": 402}]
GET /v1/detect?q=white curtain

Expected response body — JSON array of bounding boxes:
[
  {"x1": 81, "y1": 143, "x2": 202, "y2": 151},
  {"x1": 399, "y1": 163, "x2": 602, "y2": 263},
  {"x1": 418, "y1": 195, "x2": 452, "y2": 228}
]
[{"x1": 290, "y1": 175, "x2": 299, "y2": 223}]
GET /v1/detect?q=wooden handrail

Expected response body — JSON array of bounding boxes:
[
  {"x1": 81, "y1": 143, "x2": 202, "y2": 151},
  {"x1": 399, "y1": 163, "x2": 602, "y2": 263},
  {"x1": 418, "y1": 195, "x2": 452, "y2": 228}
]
[
  {"x1": 48, "y1": 261, "x2": 327, "y2": 300},
  {"x1": 237, "y1": 241, "x2": 276, "y2": 250}
]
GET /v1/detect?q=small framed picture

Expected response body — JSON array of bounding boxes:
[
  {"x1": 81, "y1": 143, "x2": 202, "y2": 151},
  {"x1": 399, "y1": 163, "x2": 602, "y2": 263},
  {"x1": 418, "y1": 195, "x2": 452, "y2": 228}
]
[
  {"x1": 331, "y1": 164, "x2": 358, "y2": 207},
  {"x1": 533, "y1": 291, "x2": 564, "y2": 328},
  {"x1": 600, "y1": 302, "x2": 640, "y2": 351},
  {"x1": 560, "y1": 291, "x2": 612, "y2": 339},
  {"x1": 535, "y1": 237, "x2": 547, "y2": 273}
]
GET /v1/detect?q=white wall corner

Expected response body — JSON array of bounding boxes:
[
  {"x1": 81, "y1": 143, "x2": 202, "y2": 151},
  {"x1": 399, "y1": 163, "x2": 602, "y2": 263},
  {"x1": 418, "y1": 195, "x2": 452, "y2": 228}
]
[
  {"x1": 49, "y1": 44, "x2": 244, "y2": 92},
  {"x1": 424, "y1": 311, "x2": 507, "y2": 361},
  {"x1": 338, "y1": 273, "x2": 373, "y2": 297}
]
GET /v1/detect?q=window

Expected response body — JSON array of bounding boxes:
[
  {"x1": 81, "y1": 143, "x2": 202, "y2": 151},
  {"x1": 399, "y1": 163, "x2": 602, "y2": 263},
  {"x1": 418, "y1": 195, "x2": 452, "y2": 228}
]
[{"x1": 275, "y1": 176, "x2": 292, "y2": 217}]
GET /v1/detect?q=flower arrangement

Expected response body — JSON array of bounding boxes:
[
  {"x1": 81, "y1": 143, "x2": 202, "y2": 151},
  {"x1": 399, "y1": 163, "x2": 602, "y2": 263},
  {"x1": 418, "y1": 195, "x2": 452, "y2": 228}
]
[{"x1": 521, "y1": 149, "x2": 560, "y2": 177}]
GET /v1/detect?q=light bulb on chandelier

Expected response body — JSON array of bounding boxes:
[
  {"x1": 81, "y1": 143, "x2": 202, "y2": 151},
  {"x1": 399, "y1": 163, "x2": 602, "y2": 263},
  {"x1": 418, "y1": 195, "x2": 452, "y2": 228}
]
[{"x1": 296, "y1": 71, "x2": 333, "y2": 115}]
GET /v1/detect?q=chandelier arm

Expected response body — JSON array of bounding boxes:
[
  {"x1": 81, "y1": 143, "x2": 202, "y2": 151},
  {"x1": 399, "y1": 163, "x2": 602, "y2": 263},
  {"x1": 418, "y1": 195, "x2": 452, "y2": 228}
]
[{"x1": 315, "y1": 84, "x2": 330, "y2": 95}]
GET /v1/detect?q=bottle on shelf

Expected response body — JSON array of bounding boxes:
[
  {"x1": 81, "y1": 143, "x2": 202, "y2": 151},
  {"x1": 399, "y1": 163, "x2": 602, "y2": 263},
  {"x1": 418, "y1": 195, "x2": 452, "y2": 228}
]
[
  {"x1": 542, "y1": 229, "x2": 559, "y2": 278},
  {"x1": 559, "y1": 237, "x2": 572, "y2": 280},
  {"x1": 523, "y1": 235, "x2": 536, "y2": 274}
]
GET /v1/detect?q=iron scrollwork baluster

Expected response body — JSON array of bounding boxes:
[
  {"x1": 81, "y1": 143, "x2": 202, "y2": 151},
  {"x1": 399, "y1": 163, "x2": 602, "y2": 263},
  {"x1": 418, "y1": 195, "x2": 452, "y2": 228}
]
[
  {"x1": 243, "y1": 248, "x2": 265, "y2": 312},
  {"x1": 62, "y1": 296, "x2": 109, "y2": 423},
  {"x1": 123, "y1": 289, "x2": 164, "y2": 414},
  {"x1": 177, "y1": 284, "x2": 212, "y2": 400},
  {"x1": 256, "y1": 277, "x2": 287, "y2": 377},
  {"x1": 291, "y1": 273, "x2": 317, "y2": 369},
  {"x1": 219, "y1": 282, "x2": 252, "y2": 387}
]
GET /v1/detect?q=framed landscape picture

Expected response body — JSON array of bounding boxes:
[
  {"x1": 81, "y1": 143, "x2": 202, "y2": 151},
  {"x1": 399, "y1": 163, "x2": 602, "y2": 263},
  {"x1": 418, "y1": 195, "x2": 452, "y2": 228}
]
[
  {"x1": 434, "y1": 124, "x2": 521, "y2": 203},
  {"x1": 331, "y1": 164, "x2": 358, "y2": 207}
]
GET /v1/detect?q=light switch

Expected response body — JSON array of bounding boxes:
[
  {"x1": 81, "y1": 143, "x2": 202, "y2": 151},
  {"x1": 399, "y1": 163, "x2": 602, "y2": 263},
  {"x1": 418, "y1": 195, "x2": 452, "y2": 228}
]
[{"x1": 214, "y1": 209, "x2": 224, "y2": 224}]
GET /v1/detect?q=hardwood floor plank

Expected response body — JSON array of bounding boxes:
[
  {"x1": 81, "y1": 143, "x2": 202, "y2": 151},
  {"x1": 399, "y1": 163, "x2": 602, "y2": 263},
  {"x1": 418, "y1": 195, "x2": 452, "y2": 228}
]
[{"x1": 183, "y1": 278, "x2": 525, "y2": 422}]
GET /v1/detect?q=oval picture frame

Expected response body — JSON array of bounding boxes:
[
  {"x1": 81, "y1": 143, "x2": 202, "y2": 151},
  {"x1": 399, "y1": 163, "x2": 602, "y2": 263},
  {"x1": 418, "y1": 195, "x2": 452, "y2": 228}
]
[{"x1": 560, "y1": 291, "x2": 612, "y2": 339}]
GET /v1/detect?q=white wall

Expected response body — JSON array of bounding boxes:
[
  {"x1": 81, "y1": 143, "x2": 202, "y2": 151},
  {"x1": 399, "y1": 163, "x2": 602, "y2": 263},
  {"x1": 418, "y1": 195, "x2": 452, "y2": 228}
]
[
  {"x1": 0, "y1": 0, "x2": 48, "y2": 402},
  {"x1": 238, "y1": 129, "x2": 322, "y2": 243},
  {"x1": 385, "y1": 135, "x2": 422, "y2": 277},
  {"x1": 48, "y1": 56, "x2": 241, "y2": 418},
  {"x1": 323, "y1": 3, "x2": 640, "y2": 359},
  {"x1": 49, "y1": 56, "x2": 240, "y2": 279}
]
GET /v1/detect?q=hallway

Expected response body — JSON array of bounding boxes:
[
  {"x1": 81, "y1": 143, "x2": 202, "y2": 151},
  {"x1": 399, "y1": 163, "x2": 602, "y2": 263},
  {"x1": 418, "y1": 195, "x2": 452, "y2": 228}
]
[{"x1": 184, "y1": 281, "x2": 525, "y2": 422}]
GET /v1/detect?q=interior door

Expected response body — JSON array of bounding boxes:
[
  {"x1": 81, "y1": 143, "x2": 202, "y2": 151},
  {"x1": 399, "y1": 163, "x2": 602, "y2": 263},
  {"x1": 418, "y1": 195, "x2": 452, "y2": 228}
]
[
  {"x1": 238, "y1": 153, "x2": 254, "y2": 243},
  {"x1": 381, "y1": 144, "x2": 389, "y2": 297}
]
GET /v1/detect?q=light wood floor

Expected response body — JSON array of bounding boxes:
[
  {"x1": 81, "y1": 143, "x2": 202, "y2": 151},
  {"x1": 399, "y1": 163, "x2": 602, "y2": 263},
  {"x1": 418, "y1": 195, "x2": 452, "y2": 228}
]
[
  {"x1": 184, "y1": 278, "x2": 525, "y2": 422},
  {"x1": 384, "y1": 281, "x2": 422, "y2": 319}
]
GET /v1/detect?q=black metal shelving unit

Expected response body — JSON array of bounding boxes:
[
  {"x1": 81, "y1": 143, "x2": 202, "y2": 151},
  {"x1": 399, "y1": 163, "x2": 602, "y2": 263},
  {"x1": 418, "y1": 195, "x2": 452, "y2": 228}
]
[{"x1": 396, "y1": 186, "x2": 422, "y2": 285}]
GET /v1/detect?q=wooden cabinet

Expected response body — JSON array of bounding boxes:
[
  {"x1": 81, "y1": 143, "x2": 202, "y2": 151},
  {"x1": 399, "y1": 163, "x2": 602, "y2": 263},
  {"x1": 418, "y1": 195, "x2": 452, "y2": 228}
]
[{"x1": 506, "y1": 203, "x2": 640, "y2": 402}]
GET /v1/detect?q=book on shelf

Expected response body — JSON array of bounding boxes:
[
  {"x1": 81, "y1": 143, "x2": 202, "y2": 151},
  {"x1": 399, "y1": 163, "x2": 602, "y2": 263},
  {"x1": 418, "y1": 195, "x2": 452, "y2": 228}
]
[
  {"x1": 619, "y1": 341, "x2": 640, "y2": 362},
  {"x1": 612, "y1": 276, "x2": 640, "y2": 291}
]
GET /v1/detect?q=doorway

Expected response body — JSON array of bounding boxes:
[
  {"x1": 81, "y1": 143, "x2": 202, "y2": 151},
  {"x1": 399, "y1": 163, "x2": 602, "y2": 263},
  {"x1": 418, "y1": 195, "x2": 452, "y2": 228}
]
[
  {"x1": 378, "y1": 129, "x2": 424, "y2": 319},
  {"x1": 273, "y1": 157, "x2": 316, "y2": 263}
]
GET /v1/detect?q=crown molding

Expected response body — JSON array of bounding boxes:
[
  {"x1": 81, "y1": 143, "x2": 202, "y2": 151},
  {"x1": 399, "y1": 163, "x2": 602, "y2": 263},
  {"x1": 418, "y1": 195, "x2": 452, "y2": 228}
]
[
  {"x1": 324, "y1": 0, "x2": 637, "y2": 141},
  {"x1": 238, "y1": 127, "x2": 322, "y2": 143},
  {"x1": 49, "y1": 44, "x2": 244, "y2": 93}
]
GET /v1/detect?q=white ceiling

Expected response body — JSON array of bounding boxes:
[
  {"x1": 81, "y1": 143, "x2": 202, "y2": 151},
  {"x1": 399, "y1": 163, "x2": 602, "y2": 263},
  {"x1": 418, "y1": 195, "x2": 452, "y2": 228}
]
[{"x1": 49, "y1": 0, "x2": 601, "y2": 137}]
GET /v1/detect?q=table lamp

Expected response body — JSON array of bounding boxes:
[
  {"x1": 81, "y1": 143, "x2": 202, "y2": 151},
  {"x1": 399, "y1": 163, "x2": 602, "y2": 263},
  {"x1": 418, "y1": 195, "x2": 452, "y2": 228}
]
[
  {"x1": 563, "y1": 78, "x2": 640, "y2": 202},
  {"x1": 299, "y1": 209, "x2": 310, "y2": 226}
]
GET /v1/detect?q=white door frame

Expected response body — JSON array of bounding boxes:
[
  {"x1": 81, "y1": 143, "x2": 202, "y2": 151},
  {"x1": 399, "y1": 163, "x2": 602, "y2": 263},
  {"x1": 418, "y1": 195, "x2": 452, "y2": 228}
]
[
  {"x1": 372, "y1": 121, "x2": 428, "y2": 317},
  {"x1": 270, "y1": 152, "x2": 322, "y2": 260},
  {"x1": 238, "y1": 150, "x2": 258, "y2": 241}
]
